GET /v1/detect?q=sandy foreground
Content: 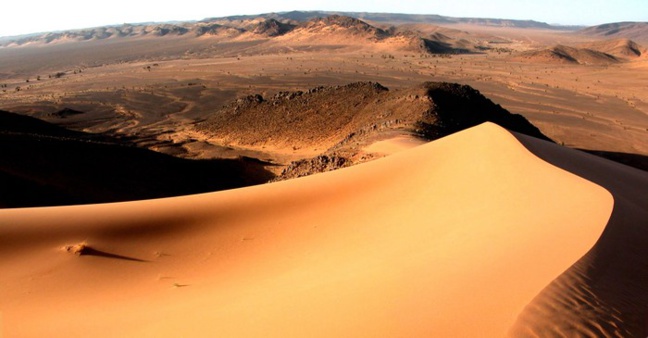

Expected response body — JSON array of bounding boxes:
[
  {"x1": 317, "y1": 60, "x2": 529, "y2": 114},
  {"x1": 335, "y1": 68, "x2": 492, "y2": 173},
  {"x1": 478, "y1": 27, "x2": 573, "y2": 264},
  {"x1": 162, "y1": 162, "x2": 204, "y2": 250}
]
[{"x1": 2, "y1": 122, "x2": 644, "y2": 337}]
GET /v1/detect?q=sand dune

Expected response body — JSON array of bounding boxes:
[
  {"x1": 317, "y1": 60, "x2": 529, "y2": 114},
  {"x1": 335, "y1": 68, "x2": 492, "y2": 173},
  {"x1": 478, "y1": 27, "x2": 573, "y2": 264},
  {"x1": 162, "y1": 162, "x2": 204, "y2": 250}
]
[
  {"x1": 363, "y1": 134, "x2": 427, "y2": 155},
  {"x1": 510, "y1": 132, "x2": 648, "y2": 337},
  {"x1": 0, "y1": 123, "x2": 621, "y2": 336}
]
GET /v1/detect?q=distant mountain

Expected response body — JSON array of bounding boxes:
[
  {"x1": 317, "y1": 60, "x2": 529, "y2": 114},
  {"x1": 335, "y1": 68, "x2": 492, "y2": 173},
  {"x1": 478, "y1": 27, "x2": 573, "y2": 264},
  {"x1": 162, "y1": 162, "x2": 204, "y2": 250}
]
[
  {"x1": 300, "y1": 15, "x2": 388, "y2": 38},
  {"x1": 207, "y1": 11, "x2": 564, "y2": 29},
  {"x1": 0, "y1": 15, "x2": 479, "y2": 55},
  {"x1": 0, "y1": 110, "x2": 272, "y2": 208},
  {"x1": 0, "y1": 10, "x2": 575, "y2": 45},
  {"x1": 516, "y1": 44, "x2": 620, "y2": 65},
  {"x1": 266, "y1": 15, "x2": 471, "y2": 54},
  {"x1": 579, "y1": 38, "x2": 645, "y2": 59},
  {"x1": 579, "y1": 22, "x2": 648, "y2": 44},
  {"x1": 194, "y1": 23, "x2": 245, "y2": 37},
  {"x1": 252, "y1": 18, "x2": 296, "y2": 37}
]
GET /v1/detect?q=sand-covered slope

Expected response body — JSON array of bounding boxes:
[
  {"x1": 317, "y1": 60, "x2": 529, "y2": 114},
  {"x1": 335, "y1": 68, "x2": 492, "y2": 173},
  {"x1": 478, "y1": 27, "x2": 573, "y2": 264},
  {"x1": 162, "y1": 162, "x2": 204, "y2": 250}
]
[
  {"x1": 510, "y1": 132, "x2": 648, "y2": 337},
  {"x1": 0, "y1": 123, "x2": 622, "y2": 337}
]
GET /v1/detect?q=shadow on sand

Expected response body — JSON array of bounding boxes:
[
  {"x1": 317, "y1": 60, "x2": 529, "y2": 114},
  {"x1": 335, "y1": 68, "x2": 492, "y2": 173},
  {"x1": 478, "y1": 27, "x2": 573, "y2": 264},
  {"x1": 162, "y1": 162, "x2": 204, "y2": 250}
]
[
  {"x1": 509, "y1": 132, "x2": 648, "y2": 337},
  {"x1": 68, "y1": 244, "x2": 148, "y2": 262}
]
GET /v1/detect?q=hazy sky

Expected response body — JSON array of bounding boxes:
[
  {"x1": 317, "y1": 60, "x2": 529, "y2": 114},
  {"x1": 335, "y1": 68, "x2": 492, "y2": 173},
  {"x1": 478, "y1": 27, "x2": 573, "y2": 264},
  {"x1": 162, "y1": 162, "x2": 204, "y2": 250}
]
[{"x1": 1, "y1": 0, "x2": 646, "y2": 37}]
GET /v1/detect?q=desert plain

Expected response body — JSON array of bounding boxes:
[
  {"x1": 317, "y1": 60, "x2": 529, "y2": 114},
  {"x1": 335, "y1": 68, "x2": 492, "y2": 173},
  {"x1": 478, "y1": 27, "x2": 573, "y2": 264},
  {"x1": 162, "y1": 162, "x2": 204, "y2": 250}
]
[{"x1": 0, "y1": 12, "x2": 647, "y2": 337}]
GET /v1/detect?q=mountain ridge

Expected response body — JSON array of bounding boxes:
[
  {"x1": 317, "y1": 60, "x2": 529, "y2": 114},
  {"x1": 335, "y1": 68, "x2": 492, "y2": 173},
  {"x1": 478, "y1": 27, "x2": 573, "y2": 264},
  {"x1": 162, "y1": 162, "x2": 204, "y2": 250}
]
[
  {"x1": 516, "y1": 44, "x2": 621, "y2": 65},
  {"x1": 0, "y1": 10, "x2": 579, "y2": 44},
  {"x1": 579, "y1": 22, "x2": 648, "y2": 44},
  {"x1": 0, "y1": 15, "x2": 482, "y2": 55}
]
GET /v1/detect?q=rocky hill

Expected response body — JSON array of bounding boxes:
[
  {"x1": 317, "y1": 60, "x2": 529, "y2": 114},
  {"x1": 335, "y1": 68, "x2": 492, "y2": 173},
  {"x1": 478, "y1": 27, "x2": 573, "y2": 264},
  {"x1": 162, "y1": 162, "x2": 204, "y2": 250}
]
[
  {"x1": 579, "y1": 22, "x2": 648, "y2": 44},
  {"x1": 196, "y1": 82, "x2": 398, "y2": 150},
  {"x1": 579, "y1": 38, "x2": 644, "y2": 59},
  {"x1": 268, "y1": 15, "x2": 472, "y2": 54},
  {"x1": 194, "y1": 23, "x2": 245, "y2": 37},
  {"x1": 293, "y1": 15, "x2": 388, "y2": 39},
  {"x1": 0, "y1": 15, "x2": 475, "y2": 55},
  {"x1": 0, "y1": 12, "x2": 549, "y2": 54},
  {"x1": 252, "y1": 19, "x2": 296, "y2": 37},
  {"x1": 0, "y1": 81, "x2": 554, "y2": 205},
  {"x1": 516, "y1": 44, "x2": 620, "y2": 65},
  {"x1": 196, "y1": 81, "x2": 551, "y2": 179},
  {"x1": 206, "y1": 11, "x2": 562, "y2": 29}
]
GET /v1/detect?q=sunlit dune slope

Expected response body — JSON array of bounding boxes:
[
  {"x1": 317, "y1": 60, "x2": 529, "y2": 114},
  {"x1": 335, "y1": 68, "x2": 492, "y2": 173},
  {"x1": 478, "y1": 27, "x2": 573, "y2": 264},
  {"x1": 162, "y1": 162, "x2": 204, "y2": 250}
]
[
  {"x1": 0, "y1": 123, "x2": 612, "y2": 337},
  {"x1": 510, "y1": 131, "x2": 648, "y2": 337}
]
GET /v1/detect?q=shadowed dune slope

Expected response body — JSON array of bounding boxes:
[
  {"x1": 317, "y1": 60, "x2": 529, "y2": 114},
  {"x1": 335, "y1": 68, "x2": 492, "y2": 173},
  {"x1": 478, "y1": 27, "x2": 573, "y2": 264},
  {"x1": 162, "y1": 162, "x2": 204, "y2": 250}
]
[
  {"x1": 0, "y1": 123, "x2": 614, "y2": 337},
  {"x1": 509, "y1": 132, "x2": 648, "y2": 337}
]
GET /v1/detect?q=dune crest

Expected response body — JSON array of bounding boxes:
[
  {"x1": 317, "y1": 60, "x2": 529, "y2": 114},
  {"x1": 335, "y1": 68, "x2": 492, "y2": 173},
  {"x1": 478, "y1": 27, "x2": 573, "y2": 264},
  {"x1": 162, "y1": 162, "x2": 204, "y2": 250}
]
[
  {"x1": 509, "y1": 132, "x2": 648, "y2": 337},
  {"x1": 0, "y1": 123, "x2": 612, "y2": 337}
]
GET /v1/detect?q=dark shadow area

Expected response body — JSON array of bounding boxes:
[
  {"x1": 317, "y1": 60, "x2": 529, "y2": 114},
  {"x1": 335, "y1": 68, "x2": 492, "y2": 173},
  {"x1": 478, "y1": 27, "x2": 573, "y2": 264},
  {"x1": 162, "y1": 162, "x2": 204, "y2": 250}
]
[
  {"x1": 579, "y1": 149, "x2": 648, "y2": 172},
  {"x1": 77, "y1": 246, "x2": 148, "y2": 262},
  {"x1": 421, "y1": 38, "x2": 478, "y2": 55},
  {"x1": 509, "y1": 132, "x2": 648, "y2": 337},
  {"x1": 0, "y1": 110, "x2": 276, "y2": 208},
  {"x1": 416, "y1": 82, "x2": 553, "y2": 142}
]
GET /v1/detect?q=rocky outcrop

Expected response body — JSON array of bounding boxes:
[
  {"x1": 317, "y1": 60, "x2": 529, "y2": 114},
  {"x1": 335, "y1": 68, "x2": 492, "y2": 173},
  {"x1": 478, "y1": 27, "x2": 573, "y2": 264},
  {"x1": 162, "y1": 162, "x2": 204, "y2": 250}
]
[
  {"x1": 198, "y1": 81, "x2": 551, "y2": 179},
  {"x1": 274, "y1": 155, "x2": 350, "y2": 180},
  {"x1": 252, "y1": 19, "x2": 296, "y2": 37}
]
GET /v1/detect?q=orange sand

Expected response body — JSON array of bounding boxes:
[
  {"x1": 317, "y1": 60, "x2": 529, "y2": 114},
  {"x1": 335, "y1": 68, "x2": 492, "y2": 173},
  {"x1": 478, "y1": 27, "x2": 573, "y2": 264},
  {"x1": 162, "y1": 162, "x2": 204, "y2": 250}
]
[
  {"x1": 363, "y1": 135, "x2": 428, "y2": 156},
  {"x1": 0, "y1": 123, "x2": 616, "y2": 337}
]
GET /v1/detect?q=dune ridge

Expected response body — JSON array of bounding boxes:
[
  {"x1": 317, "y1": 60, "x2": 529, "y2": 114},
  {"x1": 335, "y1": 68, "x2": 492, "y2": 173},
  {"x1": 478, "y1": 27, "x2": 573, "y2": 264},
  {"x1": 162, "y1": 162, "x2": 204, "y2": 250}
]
[
  {"x1": 509, "y1": 132, "x2": 648, "y2": 337},
  {"x1": 0, "y1": 123, "x2": 615, "y2": 336}
]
